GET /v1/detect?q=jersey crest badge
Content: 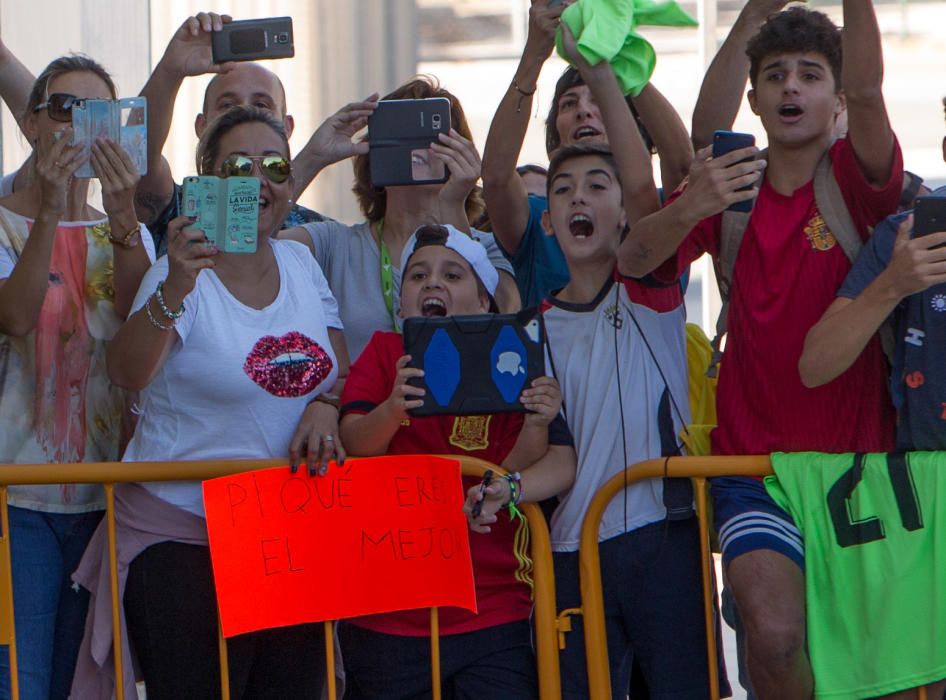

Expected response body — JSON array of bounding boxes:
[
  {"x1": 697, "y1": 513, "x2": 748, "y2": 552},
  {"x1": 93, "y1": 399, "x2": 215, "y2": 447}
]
[
  {"x1": 449, "y1": 416, "x2": 491, "y2": 452},
  {"x1": 804, "y1": 212, "x2": 837, "y2": 251}
]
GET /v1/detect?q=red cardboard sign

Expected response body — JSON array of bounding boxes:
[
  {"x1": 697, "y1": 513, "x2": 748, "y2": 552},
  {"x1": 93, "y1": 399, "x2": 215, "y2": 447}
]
[{"x1": 202, "y1": 455, "x2": 477, "y2": 637}]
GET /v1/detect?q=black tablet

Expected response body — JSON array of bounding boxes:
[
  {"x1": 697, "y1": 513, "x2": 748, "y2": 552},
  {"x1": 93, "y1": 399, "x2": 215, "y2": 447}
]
[
  {"x1": 368, "y1": 98, "x2": 451, "y2": 188},
  {"x1": 402, "y1": 309, "x2": 546, "y2": 416}
]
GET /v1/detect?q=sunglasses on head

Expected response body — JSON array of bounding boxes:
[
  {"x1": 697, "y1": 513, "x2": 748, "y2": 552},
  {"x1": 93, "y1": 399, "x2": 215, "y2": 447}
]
[
  {"x1": 33, "y1": 93, "x2": 83, "y2": 123},
  {"x1": 219, "y1": 155, "x2": 291, "y2": 184}
]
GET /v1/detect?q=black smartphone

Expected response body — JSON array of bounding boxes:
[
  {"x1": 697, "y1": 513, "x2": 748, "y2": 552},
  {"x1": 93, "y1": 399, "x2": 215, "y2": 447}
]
[
  {"x1": 713, "y1": 130, "x2": 757, "y2": 213},
  {"x1": 913, "y1": 196, "x2": 946, "y2": 238},
  {"x1": 368, "y1": 98, "x2": 451, "y2": 188},
  {"x1": 211, "y1": 17, "x2": 294, "y2": 63}
]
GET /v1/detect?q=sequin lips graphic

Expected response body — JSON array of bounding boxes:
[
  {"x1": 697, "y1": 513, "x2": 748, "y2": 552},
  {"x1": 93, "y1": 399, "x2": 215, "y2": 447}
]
[{"x1": 243, "y1": 332, "x2": 333, "y2": 397}]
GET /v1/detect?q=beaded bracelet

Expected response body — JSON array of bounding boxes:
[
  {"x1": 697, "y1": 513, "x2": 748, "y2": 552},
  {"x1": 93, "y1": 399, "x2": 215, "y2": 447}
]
[
  {"x1": 511, "y1": 80, "x2": 536, "y2": 114},
  {"x1": 145, "y1": 295, "x2": 175, "y2": 331},
  {"x1": 504, "y1": 471, "x2": 523, "y2": 507},
  {"x1": 155, "y1": 281, "x2": 185, "y2": 320}
]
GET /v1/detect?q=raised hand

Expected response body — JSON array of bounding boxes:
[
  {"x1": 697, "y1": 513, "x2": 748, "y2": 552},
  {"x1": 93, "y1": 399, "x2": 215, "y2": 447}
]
[
  {"x1": 526, "y1": 0, "x2": 572, "y2": 59},
  {"x1": 432, "y1": 129, "x2": 482, "y2": 208},
  {"x1": 93, "y1": 138, "x2": 140, "y2": 220},
  {"x1": 160, "y1": 214, "x2": 218, "y2": 310},
  {"x1": 679, "y1": 145, "x2": 766, "y2": 221},
  {"x1": 159, "y1": 12, "x2": 235, "y2": 79},
  {"x1": 36, "y1": 128, "x2": 85, "y2": 218},
  {"x1": 882, "y1": 215, "x2": 946, "y2": 299},
  {"x1": 305, "y1": 94, "x2": 379, "y2": 166}
]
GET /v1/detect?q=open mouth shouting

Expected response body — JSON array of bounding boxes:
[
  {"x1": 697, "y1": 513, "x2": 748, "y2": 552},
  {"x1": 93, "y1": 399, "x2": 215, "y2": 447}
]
[
  {"x1": 421, "y1": 296, "x2": 448, "y2": 317},
  {"x1": 777, "y1": 103, "x2": 804, "y2": 123},
  {"x1": 569, "y1": 213, "x2": 594, "y2": 239},
  {"x1": 243, "y1": 331, "x2": 333, "y2": 397},
  {"x1": 572, "y1": 125, "x2": 603, "y2": 142}
]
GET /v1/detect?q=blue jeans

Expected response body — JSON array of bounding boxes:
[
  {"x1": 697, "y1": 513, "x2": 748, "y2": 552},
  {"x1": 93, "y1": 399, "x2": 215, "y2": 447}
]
[{"x1": 0, "y1": 506, "x2": 103, "y2": 700}]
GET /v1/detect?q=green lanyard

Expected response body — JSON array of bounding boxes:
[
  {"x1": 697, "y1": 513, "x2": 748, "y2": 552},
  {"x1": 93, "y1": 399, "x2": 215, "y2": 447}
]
[{"x1": 375, "y1": 219, "x2": 397, "y2": 326}]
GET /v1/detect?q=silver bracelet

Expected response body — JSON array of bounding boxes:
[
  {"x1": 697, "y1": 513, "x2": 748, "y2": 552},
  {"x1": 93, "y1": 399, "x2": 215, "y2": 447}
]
[
  {"x1": 155, "y1": 281, "x2": 185, "y2": 320},
  {"x1": 145, "y1": 294, "x2": 176, "y2": 331}
]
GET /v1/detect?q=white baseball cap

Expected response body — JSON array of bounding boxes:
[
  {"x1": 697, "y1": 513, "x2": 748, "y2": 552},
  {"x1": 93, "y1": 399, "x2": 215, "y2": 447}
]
[{"x1": 399, "y1": 223, "x2": 499, "y2": 296}]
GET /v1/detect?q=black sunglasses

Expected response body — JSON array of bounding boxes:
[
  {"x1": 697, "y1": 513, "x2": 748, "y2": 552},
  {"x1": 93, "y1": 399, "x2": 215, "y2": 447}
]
[
  {"x1": 220, "y1": 155, "x2": 292, "y2": 184},
  {"x1": 33, "y1": 93, "x2": 83, "y2": 123}
]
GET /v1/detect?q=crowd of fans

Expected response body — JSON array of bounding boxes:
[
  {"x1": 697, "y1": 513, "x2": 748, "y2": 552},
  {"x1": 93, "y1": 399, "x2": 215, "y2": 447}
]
[{"x1": 0, "y1": 1, "x2": 943, "y2": 698}]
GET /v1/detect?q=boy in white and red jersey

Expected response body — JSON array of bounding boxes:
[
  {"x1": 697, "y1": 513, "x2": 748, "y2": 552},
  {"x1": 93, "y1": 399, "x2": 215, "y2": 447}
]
[
  {"x1": 504, "y1": 28, "x2": 730, "y2": 698},
  {"x1": 620, "y1": 3, "x2": 903, "y2": 695}
]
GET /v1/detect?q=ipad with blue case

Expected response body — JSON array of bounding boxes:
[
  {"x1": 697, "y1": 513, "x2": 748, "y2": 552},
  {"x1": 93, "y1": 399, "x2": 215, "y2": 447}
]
[{"x1": 402, "y1": 309, "x2": 546, "y2": 417}]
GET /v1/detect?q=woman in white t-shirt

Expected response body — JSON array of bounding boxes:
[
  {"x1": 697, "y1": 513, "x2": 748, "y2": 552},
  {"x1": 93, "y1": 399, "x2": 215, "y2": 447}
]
[{"x1": 97, "y1": 106, "x2": 348, "y2": 699}]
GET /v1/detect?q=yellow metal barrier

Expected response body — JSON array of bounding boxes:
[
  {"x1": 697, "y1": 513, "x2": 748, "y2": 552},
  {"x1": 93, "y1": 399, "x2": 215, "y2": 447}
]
[
  {"x1": 577, "y1": 455, "x2": 772, "y2": 700},
  {"x1": 0, "y1": 456, "x2": 561, "y2": 700}
]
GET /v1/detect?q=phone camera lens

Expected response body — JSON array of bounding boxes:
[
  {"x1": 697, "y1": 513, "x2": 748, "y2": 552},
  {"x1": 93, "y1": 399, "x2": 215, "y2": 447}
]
[{"x1": 276, "y1": 32, "x2": 289, "y2": 44}]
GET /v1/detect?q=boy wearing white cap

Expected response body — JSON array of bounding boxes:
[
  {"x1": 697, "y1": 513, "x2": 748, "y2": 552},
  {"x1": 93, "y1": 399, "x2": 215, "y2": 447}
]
[{"x1": 337, "y1": 223, "x2": 576, "y2": 699}]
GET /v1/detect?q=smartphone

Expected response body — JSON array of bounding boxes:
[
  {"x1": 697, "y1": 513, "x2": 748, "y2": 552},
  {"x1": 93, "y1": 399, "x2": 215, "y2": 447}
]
[
  {"x1": 182, "y1": 176, "x2": 260, "y2": 254},
  {"x1": 712, "y1": 130, "x2": 757, "y2": 213},
  {"x1": 368, "y1": 98, "x2": 451, "y2": 188},
  {"x1": 913, "y1": 196, "x2": 946, "y2": 238},
  {"x1": 211, "y1": 17, "x2": 294, "y2": 63},
  {"x1": 71, "y1": 97, "x2": 148, "y2": 179}
]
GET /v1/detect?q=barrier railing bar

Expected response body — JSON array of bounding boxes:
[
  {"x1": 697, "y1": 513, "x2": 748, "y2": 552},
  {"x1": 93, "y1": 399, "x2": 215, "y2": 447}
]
[
  {"x1": 105, "y1": 484, "x2": 124, "y2": 700},
  {"x1": 323, "y1": 621, "x2": 337, "y2": 700},
  {"x1": 695, "y1": 477, "x2": 720, "y2": 700},
  {"x1": 431, "y1": 607, "x2": 442, "y2": 700},
  {"x1": 217, "y1": 617, "x2": 230, "y2": 700},
  {"x1": 578, "y1": 455, "x2": 773, "y2": 699},
  {"x1": 0, "y1": 489, "x2": 18, "y2": 700}
]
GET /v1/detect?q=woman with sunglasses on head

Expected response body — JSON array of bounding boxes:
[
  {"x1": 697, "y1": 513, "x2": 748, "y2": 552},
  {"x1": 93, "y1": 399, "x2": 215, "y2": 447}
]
[
  {"x1": 70, "y1": 105, "x2": 345, "y2": 700},
  {"x1": 0, "y1": 55, "x2": 155, "y2": 700}
]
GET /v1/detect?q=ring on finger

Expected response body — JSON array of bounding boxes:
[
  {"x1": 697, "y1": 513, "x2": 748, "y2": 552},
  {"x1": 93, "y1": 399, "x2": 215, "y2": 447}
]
[{"x1": 324, "y1": 435, "x2": 335, "y2": 443}]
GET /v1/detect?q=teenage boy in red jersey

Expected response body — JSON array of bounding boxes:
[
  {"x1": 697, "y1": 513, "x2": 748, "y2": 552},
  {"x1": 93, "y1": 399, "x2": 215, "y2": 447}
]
[{"x1": 619, "y1": 3, "x2": 903, "y2": 696}]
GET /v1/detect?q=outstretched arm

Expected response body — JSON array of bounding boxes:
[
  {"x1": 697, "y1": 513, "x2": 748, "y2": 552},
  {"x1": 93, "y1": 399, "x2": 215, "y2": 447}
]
[
  {"x1": 631, "y1": 83, "x2": 693, "y2": 194},
  {"x1": 481, "y1": 0, "x2": 568, "y2": 255},
  {"x1": 0, "y1": 37, "x2": 34, "y2": 135},
  {"x1": 136, "y1": 12, "x2": 234, "y2": 225},
  {"x1": 617, "y1": 145, "x2": 764, "y2": 278},
  {"x1": 691, "y1": 0, "x2": 790, "y2": 150},
  {"x1": 288, "y1": 94, "x2": 378, "y2": 201},
  {"x1": 800, "y1": 218, "x2": 946, "y2": 387},
  {"x1": 560, "y1": 25, "x2": 659, "y2": 228},
  {"x1": 842, "y1": 0, "x2": 897, "y2": 186}
]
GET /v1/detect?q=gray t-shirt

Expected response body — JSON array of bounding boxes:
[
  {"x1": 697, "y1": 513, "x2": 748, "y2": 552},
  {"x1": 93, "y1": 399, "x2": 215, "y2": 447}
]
[{"x1": 303, "y1": 220, "x2": 514, "y2": 360}]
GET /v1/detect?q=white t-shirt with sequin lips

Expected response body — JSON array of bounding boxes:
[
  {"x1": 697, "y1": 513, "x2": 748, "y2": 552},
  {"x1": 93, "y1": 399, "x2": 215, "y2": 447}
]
[{"x1": 123, "y1": 239, "x2": 342, "y2": 517}]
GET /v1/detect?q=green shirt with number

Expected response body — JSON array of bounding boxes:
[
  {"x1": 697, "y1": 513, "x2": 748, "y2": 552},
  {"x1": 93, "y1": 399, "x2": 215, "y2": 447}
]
[{"x1": 764, "y1": 451, "x2": 946, "y2": 698}]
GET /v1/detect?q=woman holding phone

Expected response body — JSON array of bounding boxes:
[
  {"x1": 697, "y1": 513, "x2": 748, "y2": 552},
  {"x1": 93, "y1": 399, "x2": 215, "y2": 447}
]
[
  {"x1": 72, "y1": 106, "x2": 347, "y2": 700},
  {"x1": 280, "y1": 75, "x2": 519, "y2": 361},
  {"x1": 0, "y1": 55, "x2": 154, "y2": 699}
]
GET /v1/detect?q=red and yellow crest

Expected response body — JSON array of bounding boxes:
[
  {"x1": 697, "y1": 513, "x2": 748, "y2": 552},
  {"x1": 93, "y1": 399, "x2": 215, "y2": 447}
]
[
  {"x1": 804, "y1": 212, "x2": 837, "y2": 251},
  {"x1": 448, "y1": 416, "x2": 491, "y2": 452}
]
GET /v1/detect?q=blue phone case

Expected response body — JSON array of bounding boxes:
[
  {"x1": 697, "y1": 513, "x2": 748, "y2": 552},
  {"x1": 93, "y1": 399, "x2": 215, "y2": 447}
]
[
  {"x1": 182, "y1": 176, "x2": 260, "y2": 254},
  {"x1": 71, "y1": 97, "x2": 148, "y2": 179}
]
